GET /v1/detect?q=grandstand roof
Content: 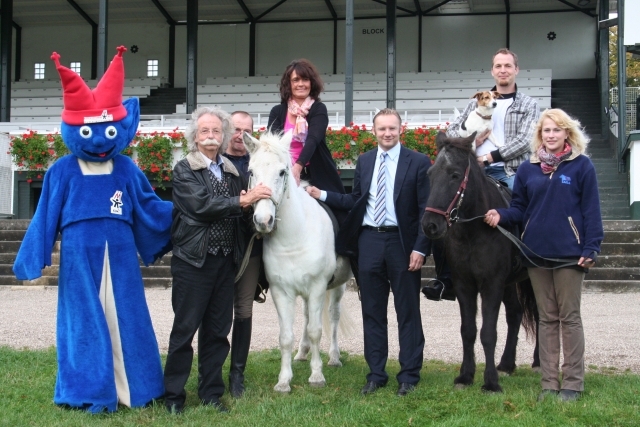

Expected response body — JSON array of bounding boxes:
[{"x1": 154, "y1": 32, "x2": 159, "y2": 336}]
[{"x1": 8, "y1": 0, "x2": 609, "y2": 27}]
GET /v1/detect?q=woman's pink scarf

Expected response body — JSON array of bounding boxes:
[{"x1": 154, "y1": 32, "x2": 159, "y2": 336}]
[
  {"x1": 287, "y1": 97, "x2": 315, "y2": 143},
  {"x1": 538, "y1": 141, "x2": 572, "y2": 174}
]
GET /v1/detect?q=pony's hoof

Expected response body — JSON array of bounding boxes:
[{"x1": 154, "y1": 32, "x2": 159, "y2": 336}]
[
  {"x1": 309, "y1": 380, "x2": 326, "y2": 388},
  {"x1": 293, "y1": 351, "x2": 309, "y2": 362},
  {"x1": 481, "y1": 384, "x2": 503, "y2": 393},
  {"x1": 274, "y1": 383, "x2": 291, "y2": 393},
  {"x1": 309, "y1": 373, "x2": 326, "y2": 386},
  {"x1": 531, "y1": 366, "x2": 542, "y2": 374},
  {"x1": 498, "y1": 370, "x2": 511, "y2": 377},
  {"x1": 328, "y1": 359, "x2": 342, "y2": 367},
  {"x1": 496, "y1": 364, "x2": 515, "y2": 376},
  {"x1": 454, "y1": 383, "x2": 469, "y2": 390}
]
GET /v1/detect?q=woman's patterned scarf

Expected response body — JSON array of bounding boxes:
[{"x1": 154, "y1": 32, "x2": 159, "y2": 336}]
[
  {"x1": 287, "y1": 97, "x2": 315, "y2": 143},
  {"x1": 538, "y1": 141, "x2": 572, "y2": 174}
]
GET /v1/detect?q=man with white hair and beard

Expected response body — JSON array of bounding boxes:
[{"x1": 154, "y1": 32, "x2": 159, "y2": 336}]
[{"x1": 164, "y1": 107, "x2": 271, "y2": 414}]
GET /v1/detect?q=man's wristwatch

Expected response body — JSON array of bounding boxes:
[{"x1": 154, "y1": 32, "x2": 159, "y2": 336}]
[{"x1": 482, "y1": 155, "x2": 490, "y2": 167}]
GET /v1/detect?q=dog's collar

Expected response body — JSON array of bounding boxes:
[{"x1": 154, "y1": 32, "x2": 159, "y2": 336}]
[{"x1": 476, "y1": 111, "x2": 492, "y2": 120}]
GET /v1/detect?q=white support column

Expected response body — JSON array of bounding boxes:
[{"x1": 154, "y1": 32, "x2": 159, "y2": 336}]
[{"x1": 629, "y1": 131, "x2": 640, "y2": 219}]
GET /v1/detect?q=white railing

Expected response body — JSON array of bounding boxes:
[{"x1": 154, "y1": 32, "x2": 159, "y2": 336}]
[{"x1": 610, "y1": 87, "x2": 639, "y2": 132}]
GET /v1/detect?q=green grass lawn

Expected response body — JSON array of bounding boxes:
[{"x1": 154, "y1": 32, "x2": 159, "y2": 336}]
[{"x1": 1, "y1": 346, "x2": 638, "y2": 427}]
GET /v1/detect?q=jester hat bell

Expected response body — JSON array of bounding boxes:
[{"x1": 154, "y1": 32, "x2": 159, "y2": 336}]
[{"x1": 51, "y1": 46, "x2": 128, "y2": 125}]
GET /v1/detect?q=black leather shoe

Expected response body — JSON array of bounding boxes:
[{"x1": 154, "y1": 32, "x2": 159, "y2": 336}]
[
  {"x1": 421, "y1": 279, "x2": 456, "y2": 301},
  {"x1": 166, "y1": 402, "x2": 184, "y2": 414},
  {"x1": 558, "y1": 389, "x2": 581, "y2": 402},
  {"x1": 397, "y1": 383, "x2": 416, "y2": 396},
  {"x1": 361, "y1": 381, "x2": 384, "y2": 395}
]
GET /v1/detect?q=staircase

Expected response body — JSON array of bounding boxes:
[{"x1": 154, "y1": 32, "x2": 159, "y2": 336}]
[
  {"x1": 1, "y1": 219, "x2": 638, "y2": 292},
  {"x1": 587, "y1": 137, "x2": 631, "y2": 219},
  {"x1": 551, "y1": 79, "x2": 601, "y2": 135},
  {"x1": 551, "y1": 78, "x2": 630, "y2": 220},
  {"x1": 139, "y1": 88, "x2": 186, "y2": 115}
]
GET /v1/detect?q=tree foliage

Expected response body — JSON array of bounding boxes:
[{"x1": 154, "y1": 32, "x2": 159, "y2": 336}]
[{"x1": 609, "y1": 26, "x2": 640, "y2": 87}]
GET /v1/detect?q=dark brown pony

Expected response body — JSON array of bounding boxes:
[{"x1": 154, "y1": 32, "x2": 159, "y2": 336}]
[{"x1": 421, "y1": 132, "x2": 538, "y2": 392}]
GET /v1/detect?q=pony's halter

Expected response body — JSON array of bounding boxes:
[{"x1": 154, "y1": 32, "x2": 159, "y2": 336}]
[
  {"x1": 424, "y1": 161, "x2": 470, "y2": 227},
  {"x1": 249, "y1": 166, "x2": 290, "y2": 228}
]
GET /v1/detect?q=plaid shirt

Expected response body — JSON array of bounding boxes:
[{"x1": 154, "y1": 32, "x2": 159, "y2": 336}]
[{"x1": 447, "y1": 88, "x2": 539, "y2": 176}]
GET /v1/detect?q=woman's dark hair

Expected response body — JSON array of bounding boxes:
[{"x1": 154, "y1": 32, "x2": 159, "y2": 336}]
[{"x1": 278, "y1": 59, "x2": 324, "y2": 103}]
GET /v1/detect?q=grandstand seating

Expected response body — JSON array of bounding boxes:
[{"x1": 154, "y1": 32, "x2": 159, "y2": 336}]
[
  {"x1": 9, "y1": 78, "x2": 161, "y2": 122},
  {"x1": 8, "y1": 71, "x2": 552, "y2": 126},
  {"x1": 178, "y1": 70, "x2": 552, "y2": 127}
]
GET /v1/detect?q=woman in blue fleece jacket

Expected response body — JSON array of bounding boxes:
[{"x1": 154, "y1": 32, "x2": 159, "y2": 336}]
[{"x1": 485, "y1": 109, "x2": 603, "y2": 403}]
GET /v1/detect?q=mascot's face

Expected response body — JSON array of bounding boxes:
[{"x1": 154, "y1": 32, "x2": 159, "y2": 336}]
[{"x1": 61, "y1": 98, "x2": 140, "y2": 162}]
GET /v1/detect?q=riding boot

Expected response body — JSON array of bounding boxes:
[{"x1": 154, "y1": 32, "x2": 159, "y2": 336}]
[
  {"x1": 229, "y1": 317, "x2": 252, "y2": 398},
  {"x1": 422, "y1": 245, "x2": 456, "y2": 301},
  {"x1": 421, "y1": 277, "x2": 456, "y2": 301}
]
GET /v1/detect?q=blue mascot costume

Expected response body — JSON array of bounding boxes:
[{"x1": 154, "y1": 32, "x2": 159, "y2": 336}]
[{"x1": 13, "y1": 46, "x2": 172, "y2": 413}]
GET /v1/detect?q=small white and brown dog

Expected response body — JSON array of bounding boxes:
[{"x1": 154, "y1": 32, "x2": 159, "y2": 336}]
[{"x1": 458, "y1": 91, "x2": 501, "y2": 150}]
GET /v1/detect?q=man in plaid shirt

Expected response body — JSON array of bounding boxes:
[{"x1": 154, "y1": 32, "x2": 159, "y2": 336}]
[
  {"x1": 447, "y1": 48, "x2": 540, "y2": 190},
  {"x1": 424, "y1": 48, "x2": 540, "y2": 302}
]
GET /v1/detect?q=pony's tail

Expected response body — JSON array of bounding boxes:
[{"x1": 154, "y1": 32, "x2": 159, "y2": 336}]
[{"x1": 517, "y1": 278, "x2": 538, "y2": 340}]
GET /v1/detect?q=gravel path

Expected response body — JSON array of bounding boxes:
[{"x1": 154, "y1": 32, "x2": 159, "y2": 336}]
[{"x1": 1, "y1": 287, "x2": 639, "y2": 373}]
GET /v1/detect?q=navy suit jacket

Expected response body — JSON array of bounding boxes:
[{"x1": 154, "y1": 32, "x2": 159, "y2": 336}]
[{"x1": 324, "y1": 145, "x2": 432, "y2": 261}]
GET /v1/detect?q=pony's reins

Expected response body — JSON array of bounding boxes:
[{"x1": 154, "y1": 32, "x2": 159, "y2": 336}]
[
  {"x1": 455, "y1": 216, "x2": 579, "y2": 270},
  {"x1": 424, "y1": 158, "x2": 578, "y2": 270}
]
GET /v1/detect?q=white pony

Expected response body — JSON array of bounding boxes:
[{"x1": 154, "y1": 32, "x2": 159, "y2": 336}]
[{"x1": 243, "y1": 131, "x2": 352, "y2": 393}]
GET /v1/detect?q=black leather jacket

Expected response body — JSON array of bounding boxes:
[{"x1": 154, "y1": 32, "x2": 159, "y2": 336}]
[{"x1": 171, "y1": 151, "x2": 248, "y2": 269}]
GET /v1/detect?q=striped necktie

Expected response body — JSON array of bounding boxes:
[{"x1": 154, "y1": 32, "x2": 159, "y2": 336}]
[{"x1": 374, "y1": 152, "x2": 388, "y2": 226}]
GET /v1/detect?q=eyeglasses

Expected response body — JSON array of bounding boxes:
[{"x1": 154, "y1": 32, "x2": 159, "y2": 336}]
[
  {"x1": 233, "y1": 128, "x2": 253, "y2": 135},
  {"x1": 199, "y1": 128, "x2": 222, "y2": 137}
]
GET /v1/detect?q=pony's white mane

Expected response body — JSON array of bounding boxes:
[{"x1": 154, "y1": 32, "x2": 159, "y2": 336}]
[{"x1": 255, "y1": 131, "x2": 293, "y2": 164}]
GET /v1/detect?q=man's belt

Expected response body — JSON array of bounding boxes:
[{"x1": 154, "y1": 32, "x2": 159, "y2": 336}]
[{"x1": 362, "y1": 225, "x2": 399, "y2": 233}]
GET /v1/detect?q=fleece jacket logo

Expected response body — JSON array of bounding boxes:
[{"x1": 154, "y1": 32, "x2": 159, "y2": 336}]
[
  {"x1": 560, "y1": 175, "x2": 571, "y2": 185},
  {"x1": 110, "y1": 191, "x2": 123, "y2": 215}
]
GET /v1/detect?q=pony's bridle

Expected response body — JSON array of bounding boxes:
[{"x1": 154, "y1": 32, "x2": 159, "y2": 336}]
[
  {"x1": 248, "y1": 166, "x2": 290, "y2": 228},
  {"x1": 424, "y1": 161, "x2": 470, "y2": 227}
]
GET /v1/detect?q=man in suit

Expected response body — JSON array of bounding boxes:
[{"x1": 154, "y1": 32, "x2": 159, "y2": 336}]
[{"x1": 307, "y1": 108, "x2": 431, "y2": 396}]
